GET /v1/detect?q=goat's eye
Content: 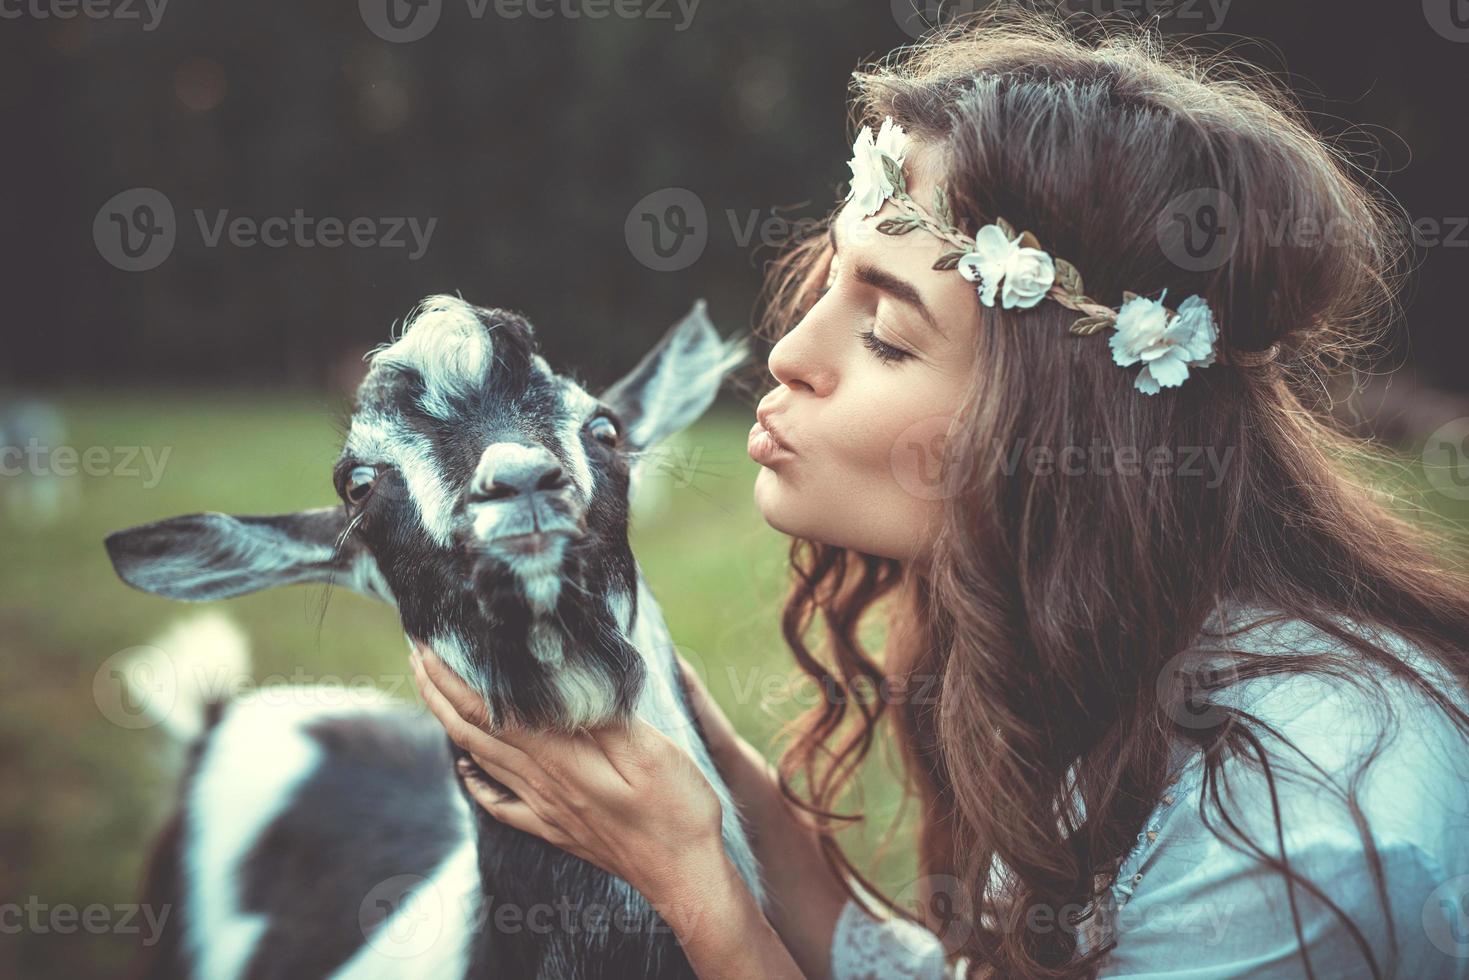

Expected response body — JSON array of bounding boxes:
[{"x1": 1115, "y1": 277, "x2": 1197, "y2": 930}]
[
  {"x1": 344, "y1": 465, "x2": 378, "y2": 506},
  {"x1": 588, "y1": 415, "x2": 619, "y2": 447}
]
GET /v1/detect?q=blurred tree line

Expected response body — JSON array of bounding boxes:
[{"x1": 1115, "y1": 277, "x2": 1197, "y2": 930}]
[{"x1": 2, "y1": 0, "x2": 1465, "y2": 392}]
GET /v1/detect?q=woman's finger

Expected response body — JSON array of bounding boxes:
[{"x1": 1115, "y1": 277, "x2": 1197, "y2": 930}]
[
  {"x1": 412, "y1": 652, "x2": 541, "y2": 786},
  {"x1": 461, "y1": 749, "x2": 541, "y2": 806},
  {"x1": 456, "y1": 759, "x2": 574, "y2": 851},
  {"x1": 414, "y1": 641, "x2": 493, "y2": 728}
]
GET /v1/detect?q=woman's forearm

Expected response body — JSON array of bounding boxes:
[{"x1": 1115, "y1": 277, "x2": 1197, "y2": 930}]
[{"x1": 657, "y1": 850, "x2": 807, "y2": 980}]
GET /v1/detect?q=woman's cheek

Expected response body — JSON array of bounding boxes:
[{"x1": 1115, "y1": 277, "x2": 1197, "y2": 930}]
[{"x1": 818, "y1": 393, "x2": 940, "y2": 518}]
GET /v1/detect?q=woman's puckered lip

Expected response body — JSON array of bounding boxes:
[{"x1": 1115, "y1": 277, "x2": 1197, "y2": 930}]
[{"x1": 755, "y1": 403, "x2": 797, "y2": 453}]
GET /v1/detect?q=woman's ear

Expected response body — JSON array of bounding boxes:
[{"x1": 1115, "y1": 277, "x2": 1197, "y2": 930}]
[{"x1": 599, "y1": 299, "x2": 749, "y2": 452}]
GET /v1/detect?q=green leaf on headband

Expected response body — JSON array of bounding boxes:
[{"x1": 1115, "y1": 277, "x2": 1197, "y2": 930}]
[
  {"x1": 881, "y1": 155, "x2": 906, "y2": 193},
  {"x1": 995, "y1": 216, "x2": 1017, "y2": 239},
  {"x1": 877, "y1": 216, "x2": 920, "y2": 236},
  {"x1": 1018, "y1": 230, "x2": 1043, "y2": 251},
  {"x1": 932, "y1": 250, "x2": 967, "y2": 271},
  {"x1": 1054, "y1": 258, "x2": 1085, "y2": 300},
  {"x1": 933, "y1": 187, "x2": 953, "y2": 227},
  {"x1": 1123, "y1": 290, "x2": 1141, "y2": 305},
  {"x1": 1069, "y1": 315, "x2": 1114, "y2": 336}
]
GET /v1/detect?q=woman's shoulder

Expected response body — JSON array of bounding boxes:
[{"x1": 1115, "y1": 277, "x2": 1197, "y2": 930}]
[
  {"x1": 1178, "y1": 602, "x2": 1469, "y2": 852},
  {"x1": 1093, "y1": 605, "x2": 1469, "y2": 975}
]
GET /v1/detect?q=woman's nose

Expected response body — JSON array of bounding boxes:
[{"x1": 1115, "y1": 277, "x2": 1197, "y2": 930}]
[{"x1": 767, "y1": 316, "x2": 832, "y2": 396}]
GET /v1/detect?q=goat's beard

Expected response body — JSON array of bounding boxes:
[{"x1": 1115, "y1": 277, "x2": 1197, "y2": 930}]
[{"x1": 415, "y1": 553, "x2": 647, "y2": 732}]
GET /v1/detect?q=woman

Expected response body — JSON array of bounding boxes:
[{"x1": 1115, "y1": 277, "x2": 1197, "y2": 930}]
[{"x1": 411, "y1": 8, "x2": 1469, "y2": 978}]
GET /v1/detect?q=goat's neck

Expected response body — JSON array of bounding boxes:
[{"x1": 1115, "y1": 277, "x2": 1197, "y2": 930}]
[
  {"x1": 620, "y1": 566, "x2": 763, "y2": 903},
  {"x1": 460, "y1": 564, "x2": 762, "y2": 979}
]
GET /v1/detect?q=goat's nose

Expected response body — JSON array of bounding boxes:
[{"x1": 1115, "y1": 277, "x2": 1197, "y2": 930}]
[{"x1": 469, "y1": 443, "x2": 569, "y2": 502}]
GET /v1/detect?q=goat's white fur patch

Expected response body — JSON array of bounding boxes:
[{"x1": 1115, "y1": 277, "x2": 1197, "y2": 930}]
[
  {"x1": 348, "y1": 414, "x2": 459, "y2": 548},
  {"x1": 607, "y1": 590, "x2": 633, "y2": 635},
  {"x1": 332, "y1": 822, "x2": 477, "y2": 978},
  {"x1": 373, "y1": 295, "x2": 493, "y2": 421},
  {"x1": 528, "y1": 618, "x2": 564, "y2": 666},
  {"x1": 468, "y1": 533, "x2": 567, "y2": 614},
  {"x1": 558, "y1": 380, "x2": 600, "y2": 500},
  {"x1": 185, "y1": 687, "x2": 399, "y2": 980},
  {"x1": 553, "y1": 662, "x2": 619, "y2": 728},
  {"x1": 423, "y1": 633, "x2": 488, "y2": 707},
  {"x1": 518, "y1": 563, "x2": 564, "y2": 613}
]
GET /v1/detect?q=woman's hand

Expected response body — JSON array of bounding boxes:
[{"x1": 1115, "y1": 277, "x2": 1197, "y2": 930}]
[{"x1": 409, "y1": 642, "x2": 732, "y2": 908}]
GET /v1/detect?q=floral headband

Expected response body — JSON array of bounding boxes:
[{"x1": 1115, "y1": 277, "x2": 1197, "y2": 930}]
[{"x1": 844, "y1": 117, "x2": 1278, "y2": 394}]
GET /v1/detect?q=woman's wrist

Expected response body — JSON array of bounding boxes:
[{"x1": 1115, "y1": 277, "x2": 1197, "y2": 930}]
[
  {"x1": 649, "y1": 847, "x2": 744, "y2": 938},
  {"x1": 654, "y1": 851, "x2": 804, "y2": 980},
  {"x1": 630, "y1": 817, "x2": 734, "y2": 916}
]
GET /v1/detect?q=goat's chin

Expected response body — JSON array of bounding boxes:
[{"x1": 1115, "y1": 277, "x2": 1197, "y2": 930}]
[
  {"x1": 471, "y1": 539, "x2": 572, "y2": 616},
  {"x1": 481, "y1": 676, "x2": 633, "y2": 733},
  {"x1": 427, "y1": 633, "x2": 642, "y2": 734}
]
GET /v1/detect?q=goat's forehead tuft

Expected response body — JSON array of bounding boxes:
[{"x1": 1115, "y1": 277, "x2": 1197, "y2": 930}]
[
  {"x1": 366, "y1": 297, "x2": 538, "y2": 408},
  {"x1": 372, "y1": 295, "x2": 492, "y2": 381}
]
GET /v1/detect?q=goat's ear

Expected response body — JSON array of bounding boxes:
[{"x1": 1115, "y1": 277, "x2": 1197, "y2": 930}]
[
  {"x1": 105, "y1": 508, "x2": 385, "y2": 602},
  {"x1": 600, "y1": 299, "x2": 748, "y2": 451}
]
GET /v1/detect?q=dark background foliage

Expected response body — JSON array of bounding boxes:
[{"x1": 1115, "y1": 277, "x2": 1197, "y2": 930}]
[{"x1": 2, "y1": 0, "x2": 1466, "y2": 393}]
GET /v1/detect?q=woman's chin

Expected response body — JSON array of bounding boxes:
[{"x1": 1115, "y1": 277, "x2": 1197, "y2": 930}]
[{"x1": 752, "y1": 466, "x2": 802, "y2": 535}]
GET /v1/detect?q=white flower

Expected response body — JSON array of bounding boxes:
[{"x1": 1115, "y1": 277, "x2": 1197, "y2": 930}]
[
  {"x1": 845, "y1": 117, "x2": 909, "y2": 218},
  {"x1": 956, "y1": 223, "x2": 1057, "y2": 309},
  {"x1": 1108, "y1": 290, "x2": 1219, "y2": 394}
]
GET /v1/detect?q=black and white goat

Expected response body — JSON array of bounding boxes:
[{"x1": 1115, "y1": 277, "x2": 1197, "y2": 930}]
[{"x1": 105, "y1": 296, "x2": 760, "y2": 979}]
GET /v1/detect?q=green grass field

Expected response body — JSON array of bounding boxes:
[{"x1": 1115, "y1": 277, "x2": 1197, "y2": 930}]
[{"x1": 2, "y1": 393, "x2": 1464, "y2": 977}]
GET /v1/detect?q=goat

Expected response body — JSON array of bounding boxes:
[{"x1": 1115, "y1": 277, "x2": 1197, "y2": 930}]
[{"x1": 104, "y1": 296, "x2": 760, "y2": 979}]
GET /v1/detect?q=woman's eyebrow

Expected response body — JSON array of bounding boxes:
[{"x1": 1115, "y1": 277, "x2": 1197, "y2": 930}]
[
  {"x1": 857, "y1": 265, "x2": 945, "y2": 338},
  {"x1": 829, "y1": 220, "x2": 946, "y2": 338}
]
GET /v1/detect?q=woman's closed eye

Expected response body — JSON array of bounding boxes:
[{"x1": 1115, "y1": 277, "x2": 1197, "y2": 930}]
[
  {"x1": 813, "y1": 279, "x2": 918, "y2": 365},
  {"x1": 857, "y1": 327, "x2": 915, "y2": 364}
]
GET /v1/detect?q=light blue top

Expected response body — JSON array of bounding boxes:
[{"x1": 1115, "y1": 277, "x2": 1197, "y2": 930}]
[{"x1": 828, "y1": 608, "x2": 1469, "y2": 979}]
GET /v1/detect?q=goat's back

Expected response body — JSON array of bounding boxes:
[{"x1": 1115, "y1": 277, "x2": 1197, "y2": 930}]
[{"x1": 136, "y1": 690, "x2": 479, "y2": 979}]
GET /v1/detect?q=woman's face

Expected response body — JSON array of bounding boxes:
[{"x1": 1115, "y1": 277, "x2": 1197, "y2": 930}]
[{"x1": 751, "y1": 155, "x2": 981, "y2": 560}]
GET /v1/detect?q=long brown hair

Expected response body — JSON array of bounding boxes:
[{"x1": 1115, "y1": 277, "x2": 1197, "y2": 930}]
[{"x1": 755, "y1": 6, "x2": 1469, "y2": 978}]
